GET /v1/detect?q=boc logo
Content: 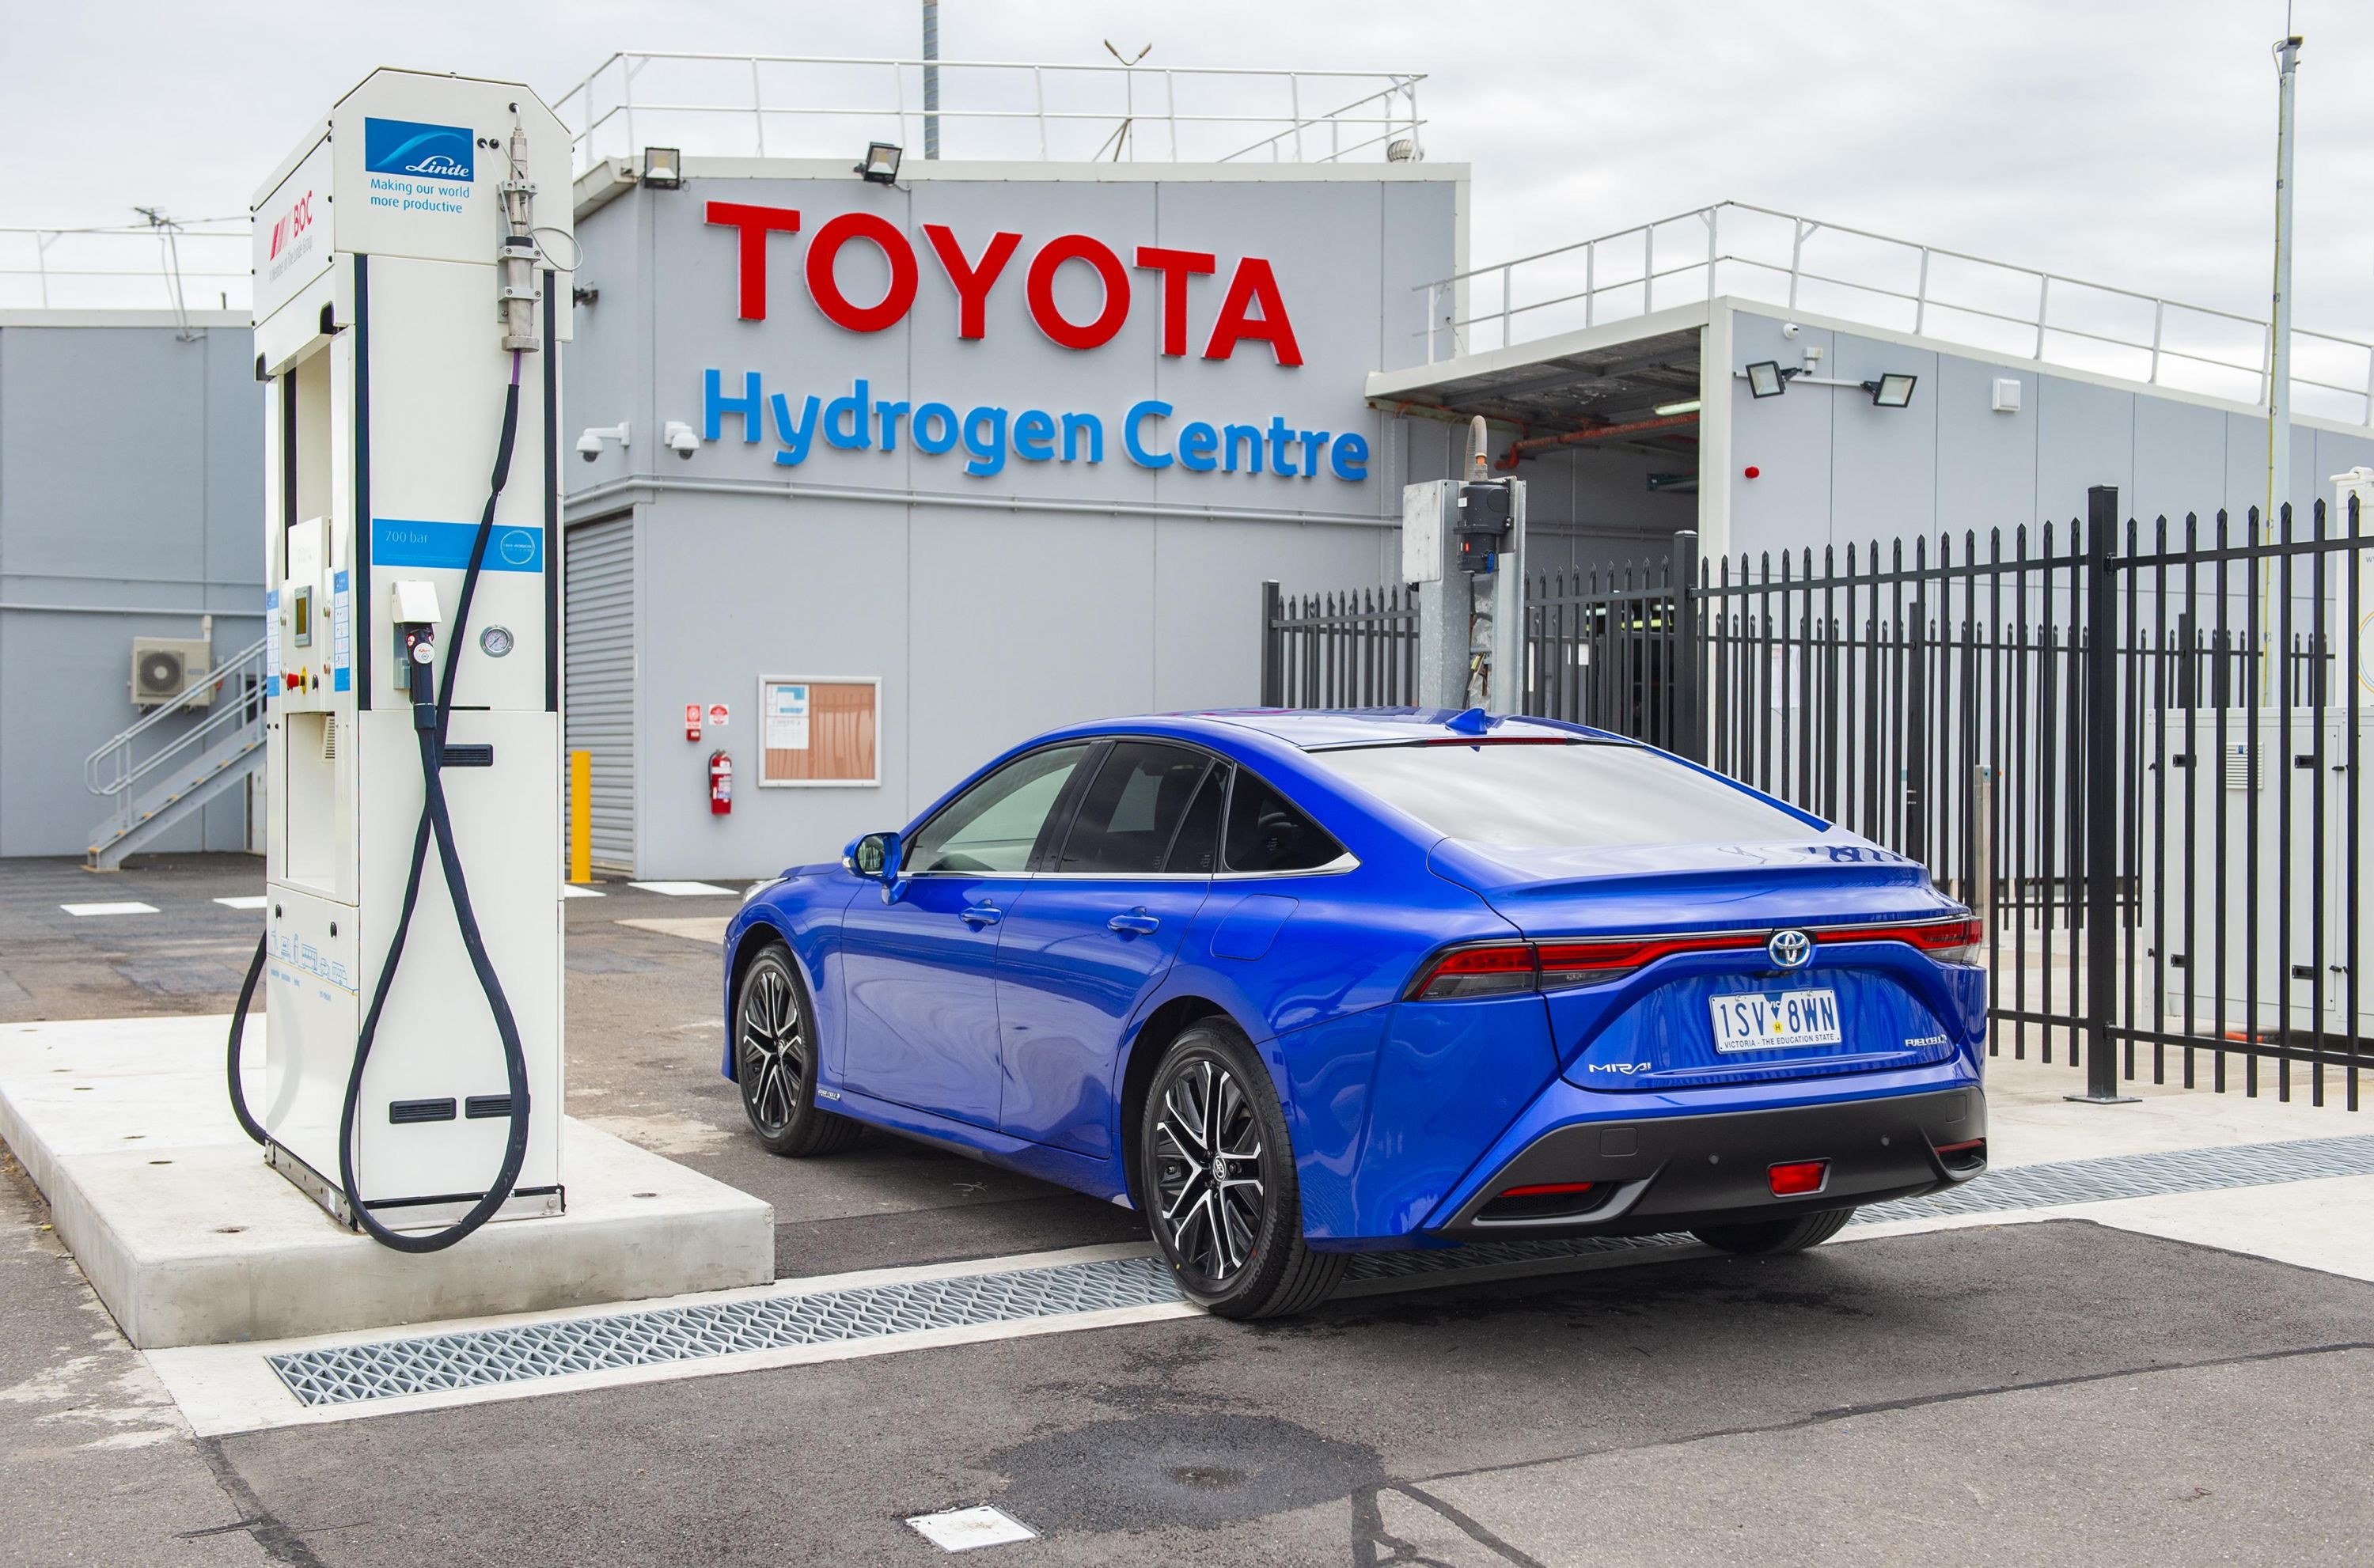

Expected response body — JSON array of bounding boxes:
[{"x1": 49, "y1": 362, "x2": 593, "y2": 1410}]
[
  {"x1": 498, "y1": 529, "x2": 536, "y2": 567},
  {"x1": 1766, "y1": 929, "x2": 1814, "y2": 970}
]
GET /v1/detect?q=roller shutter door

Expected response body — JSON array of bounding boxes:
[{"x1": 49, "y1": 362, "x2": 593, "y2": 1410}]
[{"x1": 563, "y1": 514, "x2": 636, "y2": 871}]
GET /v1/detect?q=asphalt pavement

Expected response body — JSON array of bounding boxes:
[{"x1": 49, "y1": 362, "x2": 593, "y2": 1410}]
[{"x1": 4, "y1": 854, "x2": 2372, "y2": 1566}]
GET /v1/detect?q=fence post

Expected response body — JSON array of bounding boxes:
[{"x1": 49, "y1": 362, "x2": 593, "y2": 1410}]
[
  {"x1": 1259, "y1": 580, "x2": 1284, "y2": 706},
  {"x1": 2071, "y1": 486, "x2": 2140, "y2": 1104},
  {"x1": 1671, "y1": 530, "x2": 1704, "y2": 760}
]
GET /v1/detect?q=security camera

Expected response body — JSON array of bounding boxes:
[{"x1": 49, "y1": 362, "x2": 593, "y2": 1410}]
[
  {"x1": 663, "y1": 420, "x2": 700, "y2": 460},
  {"x1": 1780, "y1": 322, "x2": 1802, "y2": 341},
  {"x1": 576, "y1": 422, "x2": 631, "y2": 463}
]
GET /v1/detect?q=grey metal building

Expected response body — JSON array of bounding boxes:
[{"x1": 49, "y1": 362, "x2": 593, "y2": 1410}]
[
  {"x1": 0, "y1": 310, "x2": 263, "y2": 859},
  {"x1": 9, "y1": 70, "x2": 2374, "y2": 884}
]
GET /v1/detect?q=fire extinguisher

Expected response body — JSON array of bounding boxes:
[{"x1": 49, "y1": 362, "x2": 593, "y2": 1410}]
[{"x1": 708, "y1": 750, "x2": 733, "y2": 815}]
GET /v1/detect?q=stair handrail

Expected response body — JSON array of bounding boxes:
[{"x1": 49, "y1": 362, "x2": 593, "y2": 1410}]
[{"x1": 84, "y1": 637, "x2": 269, "y2": 818}]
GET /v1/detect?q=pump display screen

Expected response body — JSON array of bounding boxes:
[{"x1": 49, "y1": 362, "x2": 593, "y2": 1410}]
[{"x1": 292, "y1": 585, "x2": 313, "y2": 646}]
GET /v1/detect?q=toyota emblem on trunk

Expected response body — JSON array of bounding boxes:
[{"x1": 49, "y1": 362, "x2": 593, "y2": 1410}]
[{"x1": 1767, "y1": 929, "x2": 1814, "y2": 969}]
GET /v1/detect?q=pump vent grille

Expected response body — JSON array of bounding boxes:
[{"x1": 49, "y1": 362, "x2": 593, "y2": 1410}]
[{"x1": 263, "y1": 1134, "x2": 2374, "y2": 1409}]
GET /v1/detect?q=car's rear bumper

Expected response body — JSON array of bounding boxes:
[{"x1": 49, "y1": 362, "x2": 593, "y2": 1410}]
[{"x1": 1428, "y1": 1084, "x2": 1985, "y2": 1239}]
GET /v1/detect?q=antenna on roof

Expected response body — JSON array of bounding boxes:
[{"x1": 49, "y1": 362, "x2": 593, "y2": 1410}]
[
  {"x1": 132, "y1": 206, "x2": 197, "y2": 343},
  {"x1": 1094, "y1": 40, "x2": 1154, "y2": 162}
]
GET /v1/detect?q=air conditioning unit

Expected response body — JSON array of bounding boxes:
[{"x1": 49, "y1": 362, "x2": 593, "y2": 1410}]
[{"x1": 129, "y1": 638, "x2": 214, "y2": 709}]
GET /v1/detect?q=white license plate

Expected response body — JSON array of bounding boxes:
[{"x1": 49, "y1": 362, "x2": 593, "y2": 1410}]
[{"x1": 1708, "y1": 989, "x2": 1843, "y2": 1051}]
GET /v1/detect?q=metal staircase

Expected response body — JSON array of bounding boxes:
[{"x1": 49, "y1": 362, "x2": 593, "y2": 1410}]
[{"x1": 85, "y1": 637, "x2": 267, "y2": 871}]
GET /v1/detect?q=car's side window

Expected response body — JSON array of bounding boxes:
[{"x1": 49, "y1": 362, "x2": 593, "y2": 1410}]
[
  {"x1": 1162, "y1": 763, "x2": 1228, "y2": 874},
  {"x1": 1056, "y1": 742, "x2": 1214, "y2": 876},
  {"x1": 1223, "y1": 769, "x2": 1346, "y2": 873},
  {"x1": 906, "y1": 744, "x2": 1092, "y2": 875}
]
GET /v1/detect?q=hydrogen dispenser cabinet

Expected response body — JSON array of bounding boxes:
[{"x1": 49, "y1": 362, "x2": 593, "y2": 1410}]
[{"x1": 248, "y1": 69, "x2": 571, "y2": 1247}]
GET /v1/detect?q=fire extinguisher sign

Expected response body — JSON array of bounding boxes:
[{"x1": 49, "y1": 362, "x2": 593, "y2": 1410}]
[{"x1": 685, "y1": 703, "x2": 703, "y2": 742}]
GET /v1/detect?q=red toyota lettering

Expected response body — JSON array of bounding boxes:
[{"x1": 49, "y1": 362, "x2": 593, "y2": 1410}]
[
  {"x1": 1133, "y1": 247, "x2": 1218, "y2": 358},
  {"x1": 806, "y1": 212, "x2": 920, "y2": 334},
  {"x1": 704, "y1": 202, "x2": 802, "y2": 321},
  {"x1": 1026, "y1": 234, "x2": 1132, "y2": 351},
  {"x1": 1204, "y1": 257, "x2": 1302, "y2": 366},
  {"x1": 923, "y1": 225, "x2": 1022, "y2": 340}
]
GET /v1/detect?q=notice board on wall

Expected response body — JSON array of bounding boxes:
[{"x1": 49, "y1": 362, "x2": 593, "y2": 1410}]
[{"x1": 758, "y1": 677, "x2": 878, "y2": 786}]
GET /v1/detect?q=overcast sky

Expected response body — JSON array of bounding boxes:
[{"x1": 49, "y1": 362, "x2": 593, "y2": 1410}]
[{"x1": 5, "y1": 1, "x2": 2369, "y2": 342}]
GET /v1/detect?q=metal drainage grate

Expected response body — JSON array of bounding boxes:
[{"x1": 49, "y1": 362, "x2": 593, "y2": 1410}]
[
  {"x1": 1856, "y1": 1133, "x2": 2374, "y2": 1223},
  {"x1": 268, "y1": 1255, "x2": 1180, "y2": 1407},
  {"x1": 267, "y1": 1134, "x2": 2374, "y2": 1408}
]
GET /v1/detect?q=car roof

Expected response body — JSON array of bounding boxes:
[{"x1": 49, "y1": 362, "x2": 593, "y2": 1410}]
[{"x1": 1145, "y1": 707, "x2": 1628, "y2": 750}]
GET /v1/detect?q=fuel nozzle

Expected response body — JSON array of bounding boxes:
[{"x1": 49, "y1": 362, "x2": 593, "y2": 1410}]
[
  {"x1": 497, "y1": 108, "x2": 540, "y2": 351},
  {"x1": 390, "y1": 579, "x2": 443, "y2": 719}
]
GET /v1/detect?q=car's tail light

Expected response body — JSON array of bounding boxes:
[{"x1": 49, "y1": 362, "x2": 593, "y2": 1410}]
[
  {"x1": 1933, "y1": 1136, "x2": 1987, "y2": 1172},
  {"x1": 1408, "y1": 943, "x2": 1539, "y2": 1000},
  {"x1": 1477, "y1": 1180, "x2": 1610, "y2": 1223},
  {"x1": 1407, "y1": 915, "x2": 1981, "y2": 1002},
  {"x1": 1836, "y1": 916, "x2": 1982, "y2": 966},
  {"x1": 1535, "y1": 932, "x2": 1768, "y2": 990},
  {"x1": 1768, "y1": 1160, "x2": 1829, "y2": 1196}
]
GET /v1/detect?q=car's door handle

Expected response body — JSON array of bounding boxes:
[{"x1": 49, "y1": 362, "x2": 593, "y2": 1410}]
[
  {"x1": 1108, "y1": 911, "x2": 1161, "y2": 936},
  {"x1": 960, "y1": 903, "x2": 1003, "y2": 927}
]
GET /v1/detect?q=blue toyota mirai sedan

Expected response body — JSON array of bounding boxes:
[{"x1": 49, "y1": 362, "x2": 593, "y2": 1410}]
[{"x1": 723, "y1": 708, "x2": 1988, "y2": 1319}]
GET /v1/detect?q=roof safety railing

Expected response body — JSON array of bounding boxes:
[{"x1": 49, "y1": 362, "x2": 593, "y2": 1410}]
[
  {"x1": 0, "y1": 221, "x2": 251, "y2": 313},
  {"x1": 552, "y1": 53, "x2": 1424, "y2": 174},
  {"x1": 1415, "y1": 200, "x2": 2374, "y2": 426}
]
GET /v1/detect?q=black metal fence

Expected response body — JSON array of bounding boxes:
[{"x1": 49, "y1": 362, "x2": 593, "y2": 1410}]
[{"x1": 1261, "y1": 487, "x2": 2371, "y2": 1108}]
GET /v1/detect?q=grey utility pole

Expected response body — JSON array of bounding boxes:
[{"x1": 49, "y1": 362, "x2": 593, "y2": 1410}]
[
  {"x1": 923, "y1": 0, "x2": 941, "y2": 160},
  {"x1": 2267, "y1": 32, "x2": 2301, "y2": 535}
]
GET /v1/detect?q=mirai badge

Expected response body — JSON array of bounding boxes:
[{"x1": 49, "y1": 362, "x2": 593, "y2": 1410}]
[{"x1": 1767, "y1": 929, "x2": 1814, "y2": 970}]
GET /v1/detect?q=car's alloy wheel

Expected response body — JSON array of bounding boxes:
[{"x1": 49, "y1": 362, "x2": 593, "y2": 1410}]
[
  {"x1": 734, "y1": 945, "x2": 862, "y2": 1157},
  {"x1": 1140, "y1": 1021, "x2": 1344, "y2": 1320},
  {"x1": 1151, "y1": 1057, "x2": 1267, "y2": 1290}
]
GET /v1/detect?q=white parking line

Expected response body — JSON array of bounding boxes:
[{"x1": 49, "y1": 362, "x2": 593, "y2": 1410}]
[
  {"x1": 213, "y1": 896, "x2": 268, "y2": 911},
  {"x1": 60, "y1": 902, "x2": 159, "y2": 917},
  {"x1": 559, "y1": 885, "x2": 606, "y2": 899},
  {"x1": 628, "y1": 881, "x2": 738, "y2": 897}
]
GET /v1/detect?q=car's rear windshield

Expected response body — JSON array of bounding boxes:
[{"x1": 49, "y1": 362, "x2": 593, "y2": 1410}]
[{"x1": 1309, "y1": 740, "x2": 1822, "y2": 850}]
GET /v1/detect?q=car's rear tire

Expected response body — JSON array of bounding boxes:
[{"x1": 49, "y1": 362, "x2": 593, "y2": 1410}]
[
  {"x1": 1690, "y1": 1206, "x2": 1856, "y2": 1256},
  {"x1": 1139, "y1": 1020, "x2": 1344, "y2": 1320},
  {"x1": 735, "y1": 944, "x2": 863, "y2": 1157}
]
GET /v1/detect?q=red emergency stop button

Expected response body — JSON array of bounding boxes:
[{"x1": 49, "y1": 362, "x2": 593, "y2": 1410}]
[
  {"x1": 285, "y1": 671, "x2": 302, "y2": 690},
  {"x1": 1768, "y1": 1160, "x2": 1829, "y2": 1196}
]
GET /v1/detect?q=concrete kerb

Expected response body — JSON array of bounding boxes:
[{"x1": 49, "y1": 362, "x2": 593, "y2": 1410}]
[{"x1": 0, "y1": 1015, "x2": 774, "y2": 1349}]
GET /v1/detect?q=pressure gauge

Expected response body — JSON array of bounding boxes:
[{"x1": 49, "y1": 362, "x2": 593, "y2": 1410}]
[{"x1": 480, "y1": 625, "x2": 516, "y2": 658}]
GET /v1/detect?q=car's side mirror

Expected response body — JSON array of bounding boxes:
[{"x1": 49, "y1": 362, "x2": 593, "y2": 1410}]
[{"x1": 847, "y1": 831, "x2": 902, "y2": 884}]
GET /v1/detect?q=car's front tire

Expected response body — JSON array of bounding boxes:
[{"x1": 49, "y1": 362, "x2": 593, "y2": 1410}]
[
  {"x1": 735, "y1": 943, "x2": 863, "y2": 1157},
  {"x1": 1139, "y1": 1020, "x2": 1344, "y2": 1320},
  {"x1": 1691, "y1": 1206, "x2": 1856, "y2": 1256}
]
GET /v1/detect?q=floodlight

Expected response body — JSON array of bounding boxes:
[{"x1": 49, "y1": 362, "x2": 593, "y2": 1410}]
[
  {"x1": 1744, "y1": 361, "x2": 1787, "y2": 399},
  {"x1": 1864, "y1": 373, "x2": 1917, "y2": 408},
  {"x1": 640, "y1": 147, "x2": 682, "y2": 189},
  {"x1": 856, "y1": 142, "x2": 904, "y2": 184}
]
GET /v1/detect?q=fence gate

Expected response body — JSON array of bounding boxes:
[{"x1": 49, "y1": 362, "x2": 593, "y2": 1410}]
[{"x1": 1261, "y1": 487, "x2": 2372, "y2": 1108}]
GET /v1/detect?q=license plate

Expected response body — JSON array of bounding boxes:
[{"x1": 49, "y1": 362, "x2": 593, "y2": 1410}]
[{"x1": 1708, "y1": 989, "x2": 1843, "y2": 1051}]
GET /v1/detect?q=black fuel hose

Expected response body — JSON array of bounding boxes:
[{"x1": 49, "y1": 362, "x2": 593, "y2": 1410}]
[{"x1": 225, "y1": 353, "x2": 533, "y2": 1255}]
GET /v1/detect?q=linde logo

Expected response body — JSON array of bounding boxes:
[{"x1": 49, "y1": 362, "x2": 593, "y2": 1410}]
[
  {"x1": 700, "y1": 203, "x2": 1371, "y2": 483},
  {"x1": 362, "y1": 117, "x2": 476, "y2": 183},
  {"x1": 703, "y1": 203, "x2": 1302, "y2": 364}
]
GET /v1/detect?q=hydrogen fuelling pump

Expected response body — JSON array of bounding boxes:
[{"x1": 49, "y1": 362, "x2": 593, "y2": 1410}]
[{"x1": 228, "y1": 70, "x2": 574, "y2": 1252}]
